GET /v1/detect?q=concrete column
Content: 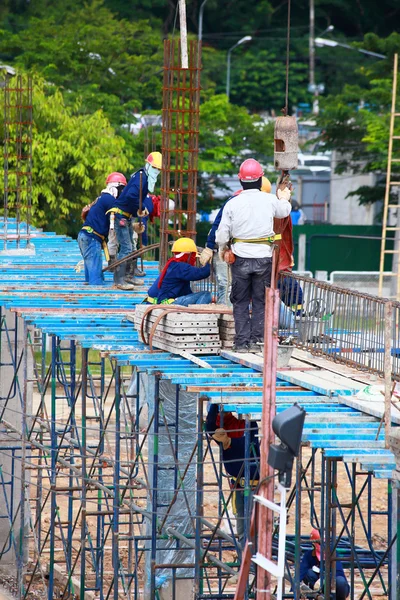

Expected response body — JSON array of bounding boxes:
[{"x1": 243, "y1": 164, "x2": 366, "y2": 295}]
[
  {"x1": 0, "y1": 309, "x2": 33, "y2": 575},
  {"x1": 297, "y1": 234, "x2": 306, "y2": 273}
]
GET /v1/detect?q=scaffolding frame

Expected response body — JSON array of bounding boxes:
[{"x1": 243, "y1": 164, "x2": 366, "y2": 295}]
[{"x1": 0, "y1": 303, "x2": 396, "y2": 598}]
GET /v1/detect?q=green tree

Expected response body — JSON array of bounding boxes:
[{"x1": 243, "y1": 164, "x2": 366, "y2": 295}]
[
  {"x1": 198, "y1": 94, "x2": 274, "y2": 211},
  {"x1": 0, "y1": 72, "x2": 133, "y2": 237},
  {"x1": 0, "y1": 0, "x2": 164, "y2": 124},
  {"x1": 315, "y1": 33, "x2": 400, "y2": 208}
]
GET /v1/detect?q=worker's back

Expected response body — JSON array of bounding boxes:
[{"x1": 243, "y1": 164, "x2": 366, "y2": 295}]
[{"x1": 218, "y1": 189, "x2": 291, "y2": 258}]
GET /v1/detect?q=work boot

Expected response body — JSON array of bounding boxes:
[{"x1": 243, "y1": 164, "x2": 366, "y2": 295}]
[
  {"x1": 114, "y1": 262, "x2": 135, "y2": 290},
  {"x1": 108, "y1": 255, "x2": 117, "y2": 272},
  {"x1": 134, "y1": 266, "x2": 146, "y2": 277},
  {"x1": 125, "y1": 261, "x2": 145, "y2": 287},
  {"x1": 133, "y1": 258, "x2": 146, "y2": 277},
  {"x1": 232, "y1": 344, "x2": 249, "y2": 354},
  {"x1": 248, "y1": 343, "x2": 262, "y2": 354}
]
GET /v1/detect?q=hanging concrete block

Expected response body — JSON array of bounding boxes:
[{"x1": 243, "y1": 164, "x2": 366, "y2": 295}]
[{"x1": 274, "y1": 116, "x2": 298, "y2": 170}]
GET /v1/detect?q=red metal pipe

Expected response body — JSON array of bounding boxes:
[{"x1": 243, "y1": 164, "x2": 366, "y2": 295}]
[{"x1": 256, "y1": 285, "x2": 280, "y2": 600}]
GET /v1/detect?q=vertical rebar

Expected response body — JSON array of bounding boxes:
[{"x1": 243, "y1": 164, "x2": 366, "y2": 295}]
[
  {"x1": 160, "y1": 40, "x2": 201, "y2": 268},
  {"x1": 2, "y1": 73, "x2": 33, "y2": 251}
]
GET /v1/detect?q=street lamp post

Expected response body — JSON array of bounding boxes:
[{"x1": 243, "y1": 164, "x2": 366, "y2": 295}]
[
  {"x1": 315, "y1": 37, "x2": 386, "y2": 59},
  {"x1": 226, "y1": 36, "x2": 252, "y2": 101},
  {"x1": 198, "y1": 0, "x2": 209, "y2": 43}
]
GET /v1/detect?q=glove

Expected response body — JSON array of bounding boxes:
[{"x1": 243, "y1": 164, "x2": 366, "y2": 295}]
[
  {"x1": 218, "y1": 244, "x2": 228, "y2": 261},
  {"x1": 277, "y1": 187, "x2": 291, "y2": 202},
  {"x1": 137, "y1": 208, "x2": 149, "y2": 218},
  {"x1": 199, "y1": 247, "x2": 213, "y2": 266},
  {"x1": 212, "y1": 428, "x2": 231, "y2": 450},
  {"x1": 133, "y1": 222, "x2": 145, "y2": 234}
]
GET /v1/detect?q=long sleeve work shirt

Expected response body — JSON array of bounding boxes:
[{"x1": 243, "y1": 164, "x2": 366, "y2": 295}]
[{"x1": 215, "y1": 189, "x2": 292, "y2": 258}]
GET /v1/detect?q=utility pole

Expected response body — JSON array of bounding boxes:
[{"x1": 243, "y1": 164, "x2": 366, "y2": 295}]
[
  {"x1": 178, "y1": 0, "x2": 188, "y2": 68},
  {"x1": 309, "y1": 0, "x2": 315, "y2": 89}
]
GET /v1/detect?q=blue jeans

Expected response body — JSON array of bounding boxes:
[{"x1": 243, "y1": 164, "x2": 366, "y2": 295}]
[
  {"x1": 114, "y1": 215, "x2": 133, "y2": 260},
  {"x1": 173, "y1": 291, "x2": 212, "y2": 306},
  {"x1": 77, "y1": 231, "x2": 104, "y2": 285},
  {"x1": 214, "y1": 252, "x2": 231, "y2": 306},
  {"x1": 279, "y1": 301, "x2": 296, "y2": 328}
]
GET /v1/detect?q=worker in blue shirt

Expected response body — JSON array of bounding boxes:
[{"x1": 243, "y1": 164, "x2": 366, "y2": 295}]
[
  {"x1": 300, "y1": 529, "x2": 350, "y2": 599},
  {"x1": 145, "y1": 237, "x2": 212, "y2": 306},
  {"x1": 199, "y1": 177, "x2": 272, "y2": 305},
  {"x1": 108, "y1": 152, "x2": 162, "y2": 290},
  {"x1": 206, "y1": 404, "x2": 259, "y2": 547},
  {"x1": 78, "y1": 172, "x2": 127, "y2": 286}
]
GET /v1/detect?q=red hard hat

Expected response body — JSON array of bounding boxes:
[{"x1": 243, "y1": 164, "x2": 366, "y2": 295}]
[
  {"x1": 310, "y1": 528, "x2": 320, "y2": 542},
  {"x1": 106, "y1": 172, "x2": 127, "y2": 186},
  {"x1": 238, "y1": 159, "x2": 264, "y2": 182}
]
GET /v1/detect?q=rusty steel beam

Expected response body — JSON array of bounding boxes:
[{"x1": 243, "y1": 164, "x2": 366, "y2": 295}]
[{"x1": 2, "y1": 74, "x2": 33, "y2": 251}]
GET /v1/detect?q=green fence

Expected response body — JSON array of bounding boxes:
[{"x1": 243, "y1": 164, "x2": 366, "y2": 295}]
[{"x1": 292, "y1": 224, "x2": 390, "y2": 275}]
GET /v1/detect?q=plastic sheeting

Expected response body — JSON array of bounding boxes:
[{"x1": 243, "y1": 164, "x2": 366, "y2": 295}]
[{"x1": 137, "y1": 372, "x2": 197, "y2": 595}]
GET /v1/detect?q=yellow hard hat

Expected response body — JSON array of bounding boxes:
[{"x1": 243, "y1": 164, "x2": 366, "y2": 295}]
[
  {"x1": 146, "y1": 151, "x2": 162, "y2": 170},
  {"x1": 172, "y1": 237, "x2": 197, "y2": 254},
  {"x1": 261, "y1": 176, "x2": 272, "y2": 193}
]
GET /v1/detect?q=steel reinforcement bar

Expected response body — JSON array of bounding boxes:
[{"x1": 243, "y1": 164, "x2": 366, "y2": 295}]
[{"x1": 279, "y1": 271, "x2": 400, "y2": 380}]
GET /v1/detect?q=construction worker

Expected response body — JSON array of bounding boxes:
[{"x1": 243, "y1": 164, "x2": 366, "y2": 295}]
[
  {"x1": 215, "y1": 158, "x2": 292, "y2": 353},
  {"x1": 199, "y1": 177, "x2": 272, "y2": 306},
  {"x1": 145, "y1": 237, "x2": 212, "y2": 306},
  {"x1": 205, "y1": 404, "x2": 259, "y2": 547},
  {"x1": 108, "y1": 152, "x2": 162, "y2": 290},
  {"x1": 290, "y1": 199, "x2": 306, "y2": 225},
  {"x1": 78, "y1": 172, "x2": 127, "y2": 285},
  {"x1": 300, "y1": 528, "x2": 350, "y2": 599}
]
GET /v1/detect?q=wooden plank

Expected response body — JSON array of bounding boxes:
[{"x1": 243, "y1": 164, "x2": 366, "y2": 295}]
[
  {"x1": 291, "y1": 348, "x2": 379, "y2": 385},
  {"x1": 340, "y1": 395, "x2": 400, "y2": 425},
  {"x1": 277, "y1": 370, "x2": 364, "y2": 396}
]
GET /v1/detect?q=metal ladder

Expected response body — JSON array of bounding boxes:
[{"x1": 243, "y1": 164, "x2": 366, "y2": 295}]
[{"x1": 379, "y1": 53, "x2": 400, "y2": 298}]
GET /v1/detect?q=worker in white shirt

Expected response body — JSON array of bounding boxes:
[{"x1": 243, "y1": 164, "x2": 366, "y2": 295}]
[{"x1": 215, "y1": 158, "x2": 292, "y2": 353}]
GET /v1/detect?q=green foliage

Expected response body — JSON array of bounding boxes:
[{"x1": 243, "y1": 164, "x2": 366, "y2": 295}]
[
  {"x1": 0, "y1": 0, "x2": 164, "y2": 123},
  {"x1": 1, "y1": 72, "x2": 132, "y2": 237},
  {"x1": 315, "y1": 32, "x2": 400, "y2": 206},
  {"x1": 198, "y1": 94, "x2": 274, "y2": 210},
  {"x1": 1, "y1": 0, "x2": 400, "y2": 227}
]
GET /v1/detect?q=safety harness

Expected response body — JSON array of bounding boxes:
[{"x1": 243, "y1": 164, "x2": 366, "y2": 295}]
[
  {"x1": 146, "y1": 296, "x2": 175, "y2": 305},
  {"x1": 81, "y1": 226, "x2": 110, "y2": 261},
  {"x1": 232, "y1": 233, "x2": 282, "y2": 244},
  {"x1": 106, "y1": 207, "x2": 132, "y2": 218}
]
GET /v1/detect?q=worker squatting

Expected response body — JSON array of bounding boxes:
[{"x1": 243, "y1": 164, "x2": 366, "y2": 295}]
[{"x1": 79, "y1": 155, "x2": 301, "y2": 352}]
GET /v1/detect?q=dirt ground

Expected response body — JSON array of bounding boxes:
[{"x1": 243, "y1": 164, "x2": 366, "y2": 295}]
[{"x1": 9, "y1": 385, "x2": 391, "y2": 599}]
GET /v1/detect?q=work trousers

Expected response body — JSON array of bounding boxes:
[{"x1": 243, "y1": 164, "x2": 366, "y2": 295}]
[
  {"x1": 304, "y1": 570, "x2": 350, "y2": 600},
  {"x1": 77, "y1": 231, "x2": 104, "y2": 286},
  {"x1": 213, "y1": 252, "x2": 231, "y2": 306},
  {"x1": 173, "y1": 291, "x2": 212, "y2": 306},
  {"x1": 234, "y1": 487, "x2": 254, "y2": 548},
  {"x1": 230, "y1": 256, "x2": 272, "y2": 347},
  {"x1": 114, "y1": 215, "x2": 134, "y2": 260}
]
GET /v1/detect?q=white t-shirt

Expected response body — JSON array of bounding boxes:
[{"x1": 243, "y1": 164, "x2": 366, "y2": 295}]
[{"x1": 215, "y1": 189, "x2": 292, "y2": 258}]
